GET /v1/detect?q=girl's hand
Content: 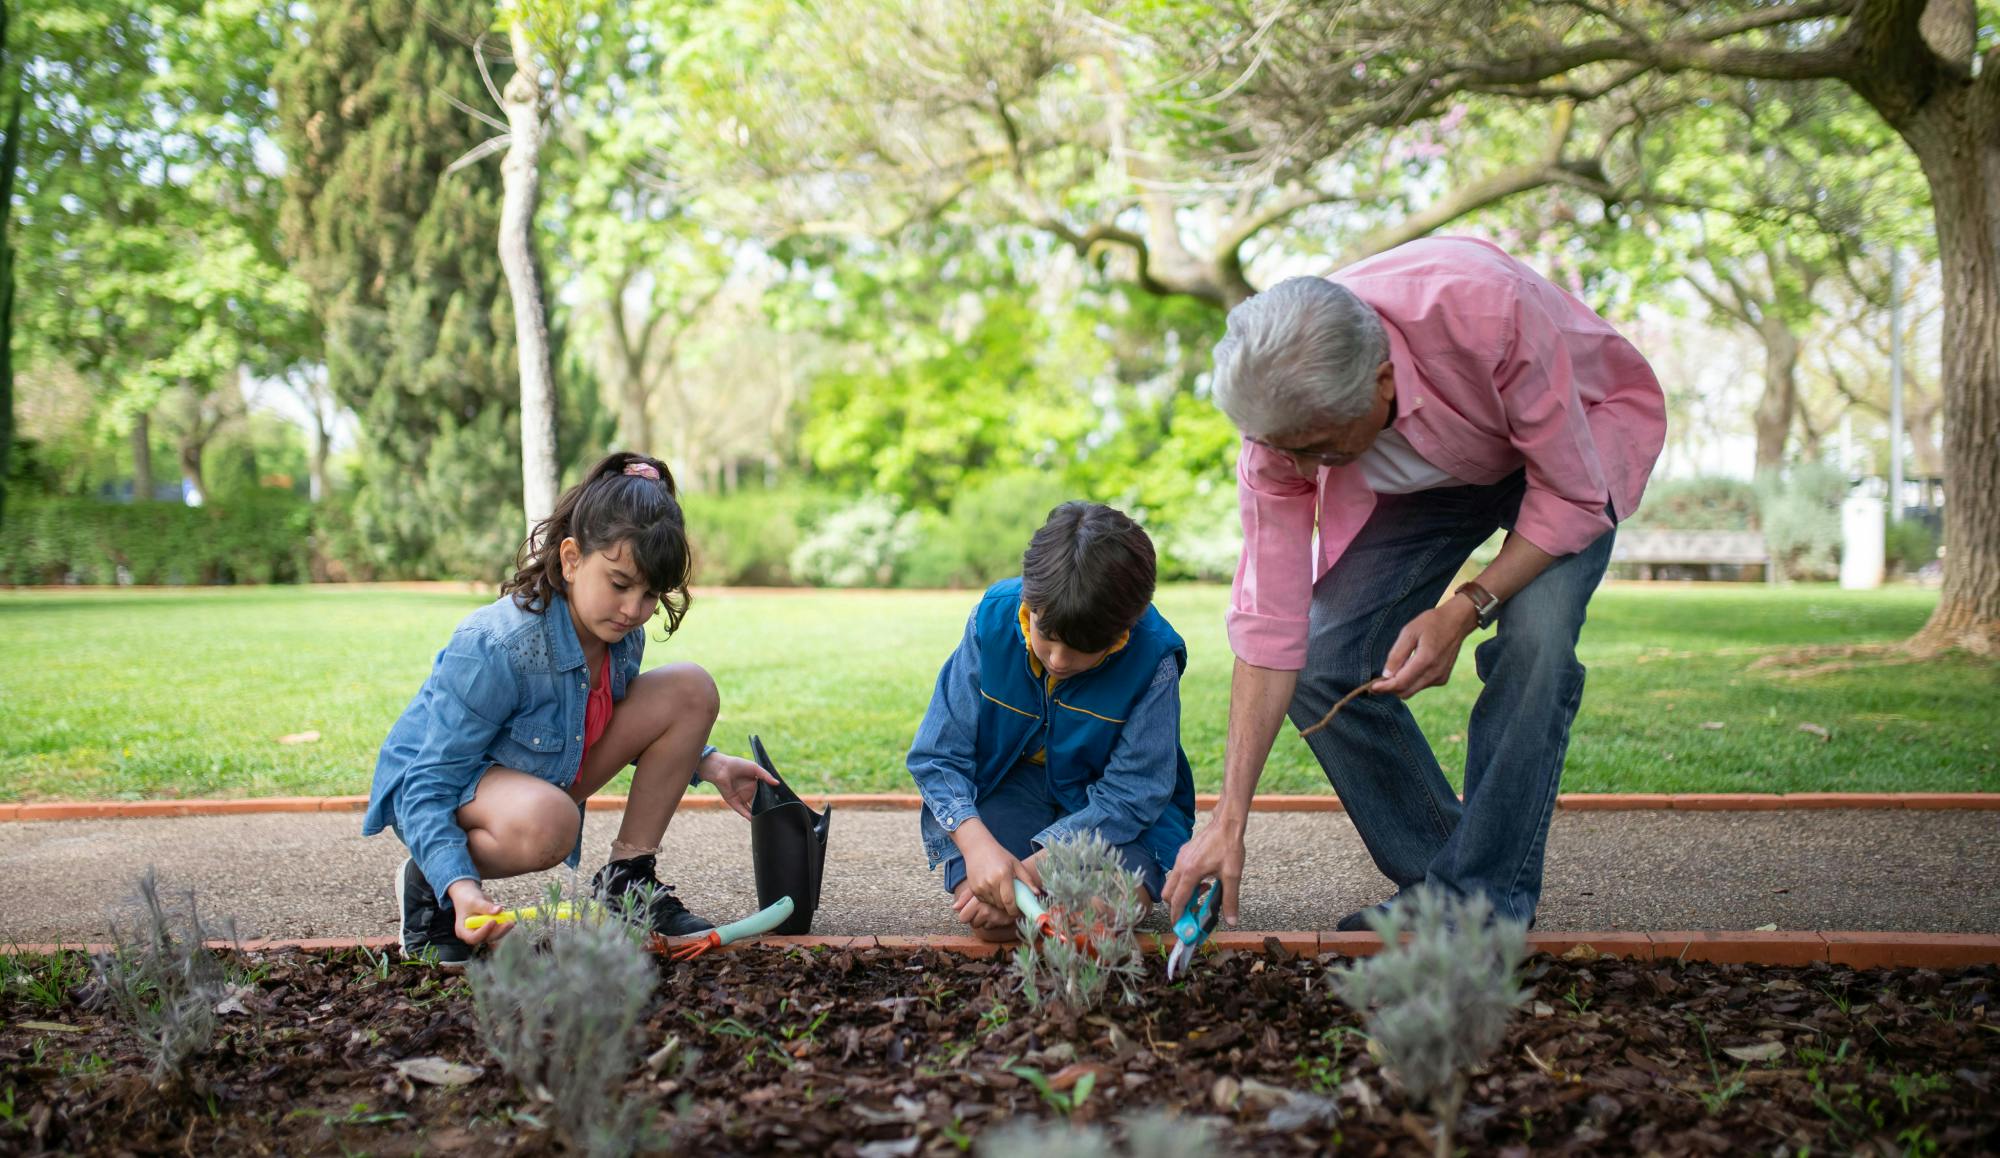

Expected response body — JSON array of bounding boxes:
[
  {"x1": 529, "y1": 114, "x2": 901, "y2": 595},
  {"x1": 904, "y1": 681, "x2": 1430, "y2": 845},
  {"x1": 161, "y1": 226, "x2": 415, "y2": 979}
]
[
  {"x1": 701, "y1": 752, "x2": 780, "y2": 820},
  {"x1": 447, "y1": 880, "x2": 508, "y2": 946},
  {"x1": 951, "y1": 884, "x2": 1015, "y2": 931}
]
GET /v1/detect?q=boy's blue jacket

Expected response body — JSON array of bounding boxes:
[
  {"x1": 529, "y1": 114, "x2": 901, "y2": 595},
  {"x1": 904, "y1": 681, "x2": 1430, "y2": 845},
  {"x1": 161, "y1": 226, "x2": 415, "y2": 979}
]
[
  {"x1": 908, "y1": 577, "x2": 1195, "y2": 870},
  {"x1": 364, "y1": 593, "x2": 645, "y2": 896}
]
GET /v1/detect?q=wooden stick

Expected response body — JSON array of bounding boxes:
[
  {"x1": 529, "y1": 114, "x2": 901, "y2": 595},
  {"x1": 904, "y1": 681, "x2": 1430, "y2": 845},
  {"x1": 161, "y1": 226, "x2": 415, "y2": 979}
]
[{"x1": 1297, "y1": 679, "x2": 1383, "y2": 738}]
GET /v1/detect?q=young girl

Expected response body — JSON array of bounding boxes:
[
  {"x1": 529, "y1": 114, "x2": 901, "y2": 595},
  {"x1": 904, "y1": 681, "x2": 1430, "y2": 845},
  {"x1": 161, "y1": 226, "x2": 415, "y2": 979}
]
[{"x1": 362, "y1": 451, "x2": 776, "y2": 964}]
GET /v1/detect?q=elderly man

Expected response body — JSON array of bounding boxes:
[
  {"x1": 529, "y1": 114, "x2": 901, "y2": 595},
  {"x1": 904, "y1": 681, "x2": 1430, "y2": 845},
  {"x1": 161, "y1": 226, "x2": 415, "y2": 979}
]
[{"x1": 1163, "y1": 236, "x2": 1665, "y2": 931}]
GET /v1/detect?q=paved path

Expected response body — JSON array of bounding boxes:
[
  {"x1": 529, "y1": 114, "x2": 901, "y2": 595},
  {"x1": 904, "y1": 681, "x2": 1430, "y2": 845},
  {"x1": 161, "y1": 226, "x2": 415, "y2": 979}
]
[{"x1": 2, "y1": 809, "x2": 1995, "y2": 944}]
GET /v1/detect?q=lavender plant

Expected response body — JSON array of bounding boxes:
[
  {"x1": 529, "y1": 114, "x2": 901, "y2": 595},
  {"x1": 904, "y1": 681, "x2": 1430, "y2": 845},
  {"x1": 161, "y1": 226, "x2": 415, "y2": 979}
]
[
  {"x1": 1013, "y1": 832, "x2": 1151, "y2": 1013},
  {"x1": 976, "y1": 1111, "x2": 1215, "y2": 1158},
  {"x1": 89, "y1": 870, "x2": 240, "y2": 1089},
  {"x1": 470, "y1": 881, "x2": 659, "y2": 1158},
  {"x1": 1328, "y1": 885, "x2": 1529, "y2": 1158}
]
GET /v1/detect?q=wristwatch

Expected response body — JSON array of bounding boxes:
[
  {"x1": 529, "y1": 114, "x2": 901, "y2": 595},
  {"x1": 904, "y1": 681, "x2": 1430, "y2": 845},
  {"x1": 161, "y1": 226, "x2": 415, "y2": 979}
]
[{"x1": 1454, "y1": 580, "x2": 1502, "y2": 629}]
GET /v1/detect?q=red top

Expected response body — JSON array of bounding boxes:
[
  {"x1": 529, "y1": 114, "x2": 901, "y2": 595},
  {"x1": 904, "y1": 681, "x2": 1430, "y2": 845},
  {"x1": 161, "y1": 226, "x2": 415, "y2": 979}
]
[{"x1": 580, "y1": 651, "x2": 614, "y2": 771}]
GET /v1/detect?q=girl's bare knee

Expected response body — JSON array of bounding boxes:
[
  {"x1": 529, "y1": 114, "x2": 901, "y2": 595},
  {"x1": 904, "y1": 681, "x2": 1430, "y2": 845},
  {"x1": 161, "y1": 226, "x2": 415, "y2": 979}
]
[{"x1": 637, "y1": 662, "x2": 719, "y2": 721}]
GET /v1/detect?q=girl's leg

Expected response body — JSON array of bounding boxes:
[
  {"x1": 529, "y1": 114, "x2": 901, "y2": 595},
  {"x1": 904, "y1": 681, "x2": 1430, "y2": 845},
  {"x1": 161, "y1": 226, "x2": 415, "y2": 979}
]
[
  {"x1": 567, "y1": 662, "x2": 720, "y2": 858},
  {"x1": 456, "y1": 766, "x2": 586, "y2": 878}
]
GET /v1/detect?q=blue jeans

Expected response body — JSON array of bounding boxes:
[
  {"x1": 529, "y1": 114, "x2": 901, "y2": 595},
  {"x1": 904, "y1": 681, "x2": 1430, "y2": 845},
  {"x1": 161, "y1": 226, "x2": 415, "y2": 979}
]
[
  {"x1": 939, "y1": 759, "x2": 1175, "y2": 901},
  {"x1": 1289, "y1": 472, "x2": 1616, "y2": 925}
]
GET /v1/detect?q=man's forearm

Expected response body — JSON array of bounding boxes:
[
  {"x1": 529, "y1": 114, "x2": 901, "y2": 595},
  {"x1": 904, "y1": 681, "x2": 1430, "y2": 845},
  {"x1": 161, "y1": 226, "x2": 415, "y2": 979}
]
[
  {"x1": 1471, "y1": 532, "x2": 1557, "y2": 603},
  {"x1": 1216, "y1": 657, "x2": 1298, "y2": 825}
]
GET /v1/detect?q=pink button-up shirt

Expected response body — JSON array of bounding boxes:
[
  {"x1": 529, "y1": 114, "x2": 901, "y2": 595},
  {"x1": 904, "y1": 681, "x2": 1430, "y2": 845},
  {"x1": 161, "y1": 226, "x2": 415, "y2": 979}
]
[{"x1": 1227, "y1": 237, "x2": 1666, "y2": 670}]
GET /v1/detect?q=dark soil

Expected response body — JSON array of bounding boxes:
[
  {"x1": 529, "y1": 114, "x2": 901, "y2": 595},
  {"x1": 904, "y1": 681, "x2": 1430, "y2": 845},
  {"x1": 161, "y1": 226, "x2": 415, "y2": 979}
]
[{"x1": 2, "y1": 942, "x2": 1995, "y2": 1155}]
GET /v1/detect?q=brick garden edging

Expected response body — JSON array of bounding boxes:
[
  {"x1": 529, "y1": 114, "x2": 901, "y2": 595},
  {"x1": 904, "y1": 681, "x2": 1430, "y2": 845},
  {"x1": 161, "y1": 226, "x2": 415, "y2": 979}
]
[
  {"x1": 10, "y1": 931, "x2": 1998, "y2": 970},
  {"x1": 4, "y1": 792, "x2": 1997, "y2": 822}
]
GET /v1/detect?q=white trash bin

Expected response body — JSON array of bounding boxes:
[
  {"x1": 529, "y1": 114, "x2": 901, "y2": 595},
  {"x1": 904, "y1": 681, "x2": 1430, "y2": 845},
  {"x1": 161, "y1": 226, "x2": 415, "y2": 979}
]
[{"x1": 1840, "y1": 484, "x2": 1885, "y2": 590}]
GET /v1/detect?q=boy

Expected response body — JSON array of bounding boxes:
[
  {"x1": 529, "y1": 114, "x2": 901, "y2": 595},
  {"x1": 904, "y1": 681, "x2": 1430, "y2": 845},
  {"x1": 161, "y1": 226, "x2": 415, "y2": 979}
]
[{"x1": 907, "y1": 501, "x2": 1196, "y2": 941}]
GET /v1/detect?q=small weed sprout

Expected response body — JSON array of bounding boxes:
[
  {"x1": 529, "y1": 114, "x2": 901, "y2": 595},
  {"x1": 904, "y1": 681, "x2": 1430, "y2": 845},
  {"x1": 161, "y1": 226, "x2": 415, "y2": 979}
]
[
  {"x1": 1328, "y1": 885, "x2": 1528, "y2": 1158},
  {"x1": 470, "y1": 884, "x2": 659, "y2": 1158},
  {"x1": 90, "y1": 870, "x2": 240, "y2": 1090},
  {"x1": 1013, "y1": 832, "x2": 1151, "y2": 1013}
]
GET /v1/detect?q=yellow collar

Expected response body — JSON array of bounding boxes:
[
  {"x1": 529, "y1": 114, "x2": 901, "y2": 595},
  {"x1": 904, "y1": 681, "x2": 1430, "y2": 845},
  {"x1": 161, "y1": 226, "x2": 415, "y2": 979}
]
[{"x1": 1018, "y1": 601, "x2": 1128, "y2": 685}]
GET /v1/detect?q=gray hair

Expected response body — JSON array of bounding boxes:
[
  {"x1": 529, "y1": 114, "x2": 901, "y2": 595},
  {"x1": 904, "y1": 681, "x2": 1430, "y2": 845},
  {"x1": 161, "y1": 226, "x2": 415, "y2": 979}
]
[{"x1": 1209, "y1": 277, "x2": 1390, "y2": 439}]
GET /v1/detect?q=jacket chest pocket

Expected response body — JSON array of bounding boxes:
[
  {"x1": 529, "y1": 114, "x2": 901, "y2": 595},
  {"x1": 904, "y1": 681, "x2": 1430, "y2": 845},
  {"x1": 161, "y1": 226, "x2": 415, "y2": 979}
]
[{"x1": 491, "y1": 710, "x2": 567, "y2": 777}]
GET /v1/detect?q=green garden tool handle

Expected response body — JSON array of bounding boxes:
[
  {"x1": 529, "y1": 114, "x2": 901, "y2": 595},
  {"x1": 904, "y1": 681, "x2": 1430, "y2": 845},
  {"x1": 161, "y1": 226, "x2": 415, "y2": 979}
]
[
  {"x1": 1013, "y1": 879, "x2": 1047, "y2": 924},
  {"x1": 714, "y1": 896, "x2": 796, "y2": 946}
]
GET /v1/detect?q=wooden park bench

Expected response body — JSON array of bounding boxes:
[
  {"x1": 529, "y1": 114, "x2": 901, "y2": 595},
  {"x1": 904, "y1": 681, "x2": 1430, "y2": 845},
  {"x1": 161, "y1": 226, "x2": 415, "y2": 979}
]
[{"x1": 1610, "y1": 528, "x2": 1772, "y2": 582}]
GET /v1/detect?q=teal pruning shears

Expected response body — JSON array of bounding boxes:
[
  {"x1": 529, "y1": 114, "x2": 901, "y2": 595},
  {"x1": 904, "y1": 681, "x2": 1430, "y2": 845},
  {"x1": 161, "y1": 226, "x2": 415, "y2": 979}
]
[{"x1": 1165, "y1": 879, "x2": 1221, "y2": 980}]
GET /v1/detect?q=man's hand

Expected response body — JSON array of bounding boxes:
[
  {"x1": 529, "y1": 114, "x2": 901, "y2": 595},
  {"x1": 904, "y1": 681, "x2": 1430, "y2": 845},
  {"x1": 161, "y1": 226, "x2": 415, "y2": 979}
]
[
  {"x1": 1374, "y1": 597, "x2": 1479, "y2": 699},
  {"x1": 447, "y1": 880, "x2": 508, "y2": 947},
  {"x1": 1162, "y1": 815, "x2": 1247, "y2": 927},
  {"x1": 701, "y1": 752, "x2": 780, "y2": 820},
  {"x1": 955, "y1": 820, "x2": 1041, "y2": 917}
]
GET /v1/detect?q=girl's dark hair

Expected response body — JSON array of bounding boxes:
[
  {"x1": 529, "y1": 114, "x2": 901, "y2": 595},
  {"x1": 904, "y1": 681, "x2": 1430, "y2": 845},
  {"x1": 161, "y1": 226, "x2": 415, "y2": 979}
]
[
  {"x1": 502, "y1": 451, "x2": 694, "y2": 635},
  {"x1": 1019, "y1": 501, "x2": 1156, "y2": 653}
]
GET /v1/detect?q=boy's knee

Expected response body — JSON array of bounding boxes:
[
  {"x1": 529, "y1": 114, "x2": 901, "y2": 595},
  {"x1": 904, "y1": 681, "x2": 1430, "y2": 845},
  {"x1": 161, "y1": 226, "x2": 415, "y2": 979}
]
[{"x1": 498, "y1": 810, "x2": 580, "y2": 870}]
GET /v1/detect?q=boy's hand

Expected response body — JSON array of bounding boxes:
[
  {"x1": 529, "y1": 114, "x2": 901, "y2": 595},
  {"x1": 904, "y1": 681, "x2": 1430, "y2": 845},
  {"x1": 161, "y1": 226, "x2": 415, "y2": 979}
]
[
  {"x1": 955, "y1": 819, "x2": 1041, "y2": 916},
  {"x1": 701, "y1": 752, "x2": 780, "y2": 820},
  {"x1": 447, "y1": 880, "x2": 508, "y2": 946},
  {"x1": 951, "y1": 883, "x2": 1014, "y2": 931}
]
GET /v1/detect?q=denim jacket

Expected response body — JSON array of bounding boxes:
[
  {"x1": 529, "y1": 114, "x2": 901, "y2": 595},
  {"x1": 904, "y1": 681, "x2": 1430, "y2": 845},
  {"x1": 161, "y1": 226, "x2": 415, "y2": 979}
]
[
  {"x1": 363, "y1": 593, "x2": 645, "y2": 896},
  {"x1": 908, "y1": 592, "x2": 1189, "y2": 872}
]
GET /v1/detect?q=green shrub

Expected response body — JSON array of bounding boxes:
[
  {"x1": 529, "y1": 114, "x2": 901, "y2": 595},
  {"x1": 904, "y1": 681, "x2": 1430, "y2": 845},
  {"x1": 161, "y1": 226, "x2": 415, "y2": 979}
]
[
  {"x1": 1631, "y1": 477, "x2": 1760, "y2": 532},
  {"x1": 1149, "y1": 482, "x2": 1241, "y2": 582},
  {"x1": 1754, "y1": 463, "x2": 1848, "y2": 581},
  {"x1": 682, "y1": 485, "x2": 841, "y2": 586},
  {"x1": 1887, "y1": 517, "x2": 1940, "y2": 575},
  {"x1": 899, "y1": 472, "x2": 1077, "y2": 588},
  {"x1": 0, "y1": 496, "x2": 315, "y2": 585},
  {"x1": 789, "y1": 495, "x2": 921, "y2": 587}
]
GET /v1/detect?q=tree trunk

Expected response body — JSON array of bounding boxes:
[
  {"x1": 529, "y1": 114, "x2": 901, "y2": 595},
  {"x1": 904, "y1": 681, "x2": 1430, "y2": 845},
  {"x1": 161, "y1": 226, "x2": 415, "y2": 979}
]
[
  {"x1": 1903, "y1": 91, "x2": 2000, "y2": 653},
  {"x1": 131, "y1": 411, "x2": 153, "y2": 503},
  {"x1": 618, "y1": 353, "x2": 648, "y2": 453},
  {"x1": 500, "y1": 21, "x2": 559, "y2": 532},
  {"x1": 0, "y1": 9, "x2": 17, "y2": 530},
  {"x1": 1753, "y1": 319, "x2": 1801, "y2": 472},
  {"x1": 307, "y1": 402, "x2": 330, "y2": 503}
]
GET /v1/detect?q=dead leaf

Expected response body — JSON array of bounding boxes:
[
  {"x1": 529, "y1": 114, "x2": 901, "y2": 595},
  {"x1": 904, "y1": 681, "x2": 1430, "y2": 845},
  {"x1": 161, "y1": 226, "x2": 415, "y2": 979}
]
[
  {"x1": 393, "y1": 1057, "x2": 484, "y2": 1086},
  {"x1": 1560, "y1": 944, "x2": 1602, "y2": 962},
  {"x1": 1211, "y1": 1075, "x2": 1241, "y2": 1111},
  {"x1": 277, "y1": 730, "x2": 322, "y2": 745},
  {"x1": 1755, "y1": 923, "x2": 1779, "y2": 932},
  {"x1": 1722, "y1": 1041, "x2": 1785, "y2": 1064},
  {"x1": 1531, "y1": 1001, "x2": 1555, "y2": 1019},
  {"x1": 856, "y1": 1140, "x2": 920, "y2": 1158},
  {"x1": 1797, "y1": 722, "x2": 1831, "y2": 741},
  {"x1": 214, "y1": 983, "x2": 256, "y2": 1016},
  {"x1": 1699, "y1": 721, "x2": 1726, "y2": 731},
  {"x1": 14, "y1": 1020, "x2": 82, "y2": 1033}
]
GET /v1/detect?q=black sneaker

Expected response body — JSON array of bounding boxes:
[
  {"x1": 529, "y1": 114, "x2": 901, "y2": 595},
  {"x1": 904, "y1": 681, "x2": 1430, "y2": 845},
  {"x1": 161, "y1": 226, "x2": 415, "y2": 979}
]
[
  {"x1": 397, "y1": 857, "x2": 475, "y2": 967},
  {"x1": 1335, "y1": 899, "x2": 1396, "y2": 933},
  {"x1": 589, "y1": 855, "x2": 712, "y2": 937}
]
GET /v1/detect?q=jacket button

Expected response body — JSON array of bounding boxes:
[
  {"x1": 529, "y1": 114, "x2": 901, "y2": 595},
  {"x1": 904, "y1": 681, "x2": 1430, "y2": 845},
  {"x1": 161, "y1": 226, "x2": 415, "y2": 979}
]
[{"x1": 531, "y1": 737, "x2": 540, "y2": 745}]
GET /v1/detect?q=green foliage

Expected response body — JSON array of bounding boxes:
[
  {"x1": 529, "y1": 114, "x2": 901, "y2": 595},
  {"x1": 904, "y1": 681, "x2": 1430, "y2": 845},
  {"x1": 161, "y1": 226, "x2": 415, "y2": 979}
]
[
  {"x1": 0, "y1": 497, "x2": 315, "y2": 585},
  {"x1": 90, "y1": 871, "x2": 241, "y2": 1089},
  {"x1": 1013, "y1": 832, "x2": 1151, "y2": 1013},
  {"x1": 899, "y1": 472, "x2": 1077, "y2": 589},
  {"x1": 469, "y1": 891, "x2": 659, "y2": 1158},
  {"x1": 1755, "y1": 463, "x2": 1849, "y2": 581},
  {"x1": 275, "y1": 0, "x2": 525, "y2": 578},
  {"x1": 681, "y1": 485, "x2": 841, "y2": 587},
  {"x1": 788, "y1": 495, "x2": 921, "y2": 588},
  {"x1": 1887, "y1": 517, "x2": 1940, "y2": 575},
  {"x1": 1631, "y1": 477, "x2": 1761, "y2": 532},
  {"x1": 1330, "y1": 886, "x2": 1528, "y2": 1158}
]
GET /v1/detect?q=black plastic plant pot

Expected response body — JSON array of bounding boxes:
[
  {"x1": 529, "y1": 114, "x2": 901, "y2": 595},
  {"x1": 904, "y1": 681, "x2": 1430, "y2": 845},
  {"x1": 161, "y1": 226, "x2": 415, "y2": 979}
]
[{"x1": 747, "y1": 734, "x2": 831, "y2": 935}]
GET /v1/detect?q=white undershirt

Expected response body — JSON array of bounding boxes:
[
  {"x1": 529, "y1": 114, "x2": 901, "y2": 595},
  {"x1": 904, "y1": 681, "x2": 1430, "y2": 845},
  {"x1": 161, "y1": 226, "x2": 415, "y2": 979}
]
[{"x1": 1355, "y1": 428, "x2": 1465, "y2": 494}]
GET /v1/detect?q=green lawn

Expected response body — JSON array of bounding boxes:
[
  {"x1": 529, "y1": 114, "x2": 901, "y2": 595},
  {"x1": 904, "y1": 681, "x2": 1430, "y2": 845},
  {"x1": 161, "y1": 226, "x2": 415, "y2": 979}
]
[{"x1": 0, "y1": 584, "x2": 1993, "y2": 801}]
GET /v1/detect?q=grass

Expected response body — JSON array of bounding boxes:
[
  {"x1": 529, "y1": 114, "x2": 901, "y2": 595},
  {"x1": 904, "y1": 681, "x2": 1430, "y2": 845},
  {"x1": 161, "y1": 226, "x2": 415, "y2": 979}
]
[{"x1": 0, "y1": 583, "x2": 1993, "y2": 802}]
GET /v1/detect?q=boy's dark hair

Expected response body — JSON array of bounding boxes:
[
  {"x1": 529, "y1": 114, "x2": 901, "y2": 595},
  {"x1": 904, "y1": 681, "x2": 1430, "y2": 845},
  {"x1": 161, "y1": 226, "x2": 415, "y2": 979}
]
[
  {"x1": 1019, "y1": 502, "x2": 1156, "y2": 653},
  {"x1": 502, "y1": 451, "x2": 694, "y2": 634}
]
